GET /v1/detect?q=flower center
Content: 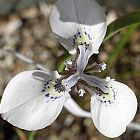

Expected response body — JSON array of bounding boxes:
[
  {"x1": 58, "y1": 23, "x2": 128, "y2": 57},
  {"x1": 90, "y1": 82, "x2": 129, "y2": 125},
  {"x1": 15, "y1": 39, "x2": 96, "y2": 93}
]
[
  {"x1": 73, "y1": 28, "x2": 92, "y2": 47},
  {"x1": 42, "y1": 80, "x2": 65, "y2": 100}
]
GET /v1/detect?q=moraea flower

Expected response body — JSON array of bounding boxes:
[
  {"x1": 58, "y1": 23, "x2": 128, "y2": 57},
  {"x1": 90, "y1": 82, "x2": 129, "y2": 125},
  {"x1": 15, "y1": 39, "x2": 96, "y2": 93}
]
[
  {"x1": 0, "y1": 0, "x2": 137, "y2": 138},
  {"x1": 50, "y1": 0, "x2": 137, "y2": 138}
]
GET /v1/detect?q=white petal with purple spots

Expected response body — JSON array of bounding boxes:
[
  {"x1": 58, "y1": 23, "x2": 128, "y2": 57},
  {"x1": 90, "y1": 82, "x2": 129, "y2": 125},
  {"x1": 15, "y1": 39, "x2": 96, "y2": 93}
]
[
  {"x1": 0, "y1": 70, "x2": 69, "y2": 130},
  {"x1": 50, "y1": 0, "x2": 107, "y2": 56}
]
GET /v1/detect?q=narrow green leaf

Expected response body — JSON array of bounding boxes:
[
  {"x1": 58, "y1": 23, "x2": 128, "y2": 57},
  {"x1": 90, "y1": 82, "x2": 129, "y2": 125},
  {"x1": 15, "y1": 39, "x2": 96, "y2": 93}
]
[
  {"x1": 107, "y1": 24, "x2": 139, "y2": 68},
  {"x1": 104, "y1": 10, "x2": 140, "y2": 41}
]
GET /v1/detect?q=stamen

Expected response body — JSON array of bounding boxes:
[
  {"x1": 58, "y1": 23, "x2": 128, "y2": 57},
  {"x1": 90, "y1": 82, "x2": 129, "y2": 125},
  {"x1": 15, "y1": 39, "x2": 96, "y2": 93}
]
[
  {"x1": 64, "y1": 60, "x2": 72, "y2": 71},
  {"x1": 85, "y1": 62, "x2": 106, "y2": 74},
  {"x1": 78, "y1": 89, "x2": 86, "y2": 97},
  {"x1": 99, "y1": 62, "x2": 106, "y2": 71}
]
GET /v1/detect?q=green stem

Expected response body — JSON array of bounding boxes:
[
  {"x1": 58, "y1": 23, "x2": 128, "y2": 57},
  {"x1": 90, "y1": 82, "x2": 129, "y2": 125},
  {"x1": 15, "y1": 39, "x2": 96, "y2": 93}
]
[{"x1": 28, "y1": 131, "x2": 36, "y2": 140}]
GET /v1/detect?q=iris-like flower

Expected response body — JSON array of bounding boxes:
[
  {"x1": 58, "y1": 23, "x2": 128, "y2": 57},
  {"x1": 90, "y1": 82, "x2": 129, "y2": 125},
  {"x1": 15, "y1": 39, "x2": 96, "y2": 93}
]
[
  {"x1": 50, "y1": 0, "x2": 137, "y2": 138},
  {"x1": 0, "y1": 0, "x2": 137, "y2": 138}
]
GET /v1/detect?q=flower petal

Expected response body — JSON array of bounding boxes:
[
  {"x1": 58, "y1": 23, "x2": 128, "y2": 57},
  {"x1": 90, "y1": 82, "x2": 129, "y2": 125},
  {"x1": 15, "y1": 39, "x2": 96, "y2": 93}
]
[
  {"x1": 50, "y1": 0, "x2": 107, "y2": 56},
  {"x1": 0, "y1": 70, "x2": 68, "y2": 130},
  {"x1": 77, "y1": 46, "x2": 90, "y2": 74},
  {"x1": 110, "y1": 81, "x2": 137, "y2": 126},
  {"x1": 62, "y1": 73, "x2": 80, "y2": 90},
  {"x1": 0, "y1": 70, "x2": 56, "y2": 113},
  {"x1": 80, "y1": 74, "x2": 109, "y2": 93},
  {"x1": 90, "y1": 80, "x2": 137, "y2": 138},
  {"x1": 91, "y1": 96, "x2": 126, "y2": 138}
]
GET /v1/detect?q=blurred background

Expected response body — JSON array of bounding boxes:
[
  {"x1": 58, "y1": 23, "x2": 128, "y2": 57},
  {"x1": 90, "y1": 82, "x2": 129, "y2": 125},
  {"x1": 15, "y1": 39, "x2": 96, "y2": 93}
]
[{"x1": 0, "y1": 0, "x2": 140, "y2": 140}]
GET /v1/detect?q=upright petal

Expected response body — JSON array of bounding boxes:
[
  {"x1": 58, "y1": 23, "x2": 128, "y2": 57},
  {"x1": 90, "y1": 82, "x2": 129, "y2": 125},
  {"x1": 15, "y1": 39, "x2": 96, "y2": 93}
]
[
  {"x1": 0, "y1": 70, "x2": 68, "y2": 130},
  {"x1": 50, "y1": 0, "x2": 107, "y2": 56},
  {"x1": 89, "y1": 80, "x2": 137, "y2": 138},
  {"x1": 76, "y1": 45, "x2": 91, "y2": 74}
]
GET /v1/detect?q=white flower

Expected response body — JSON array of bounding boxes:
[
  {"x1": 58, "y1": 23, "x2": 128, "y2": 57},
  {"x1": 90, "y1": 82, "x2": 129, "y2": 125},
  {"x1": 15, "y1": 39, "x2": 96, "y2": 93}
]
[
  {"x1": 0, "y1": 0, "x2": 137, "y2": 138},
  {"x1": 49, "y1": 0, "x2": 137, "y2": 137},
  {"x1": 0, "y1": 70, "x2": 78, "y2": 130},
  {"x1": 50, "y1": 0, "x2": 107, "y2": 57},
  {"x1": 80, "y1": 74, "x2": 137, "y2": 138}
]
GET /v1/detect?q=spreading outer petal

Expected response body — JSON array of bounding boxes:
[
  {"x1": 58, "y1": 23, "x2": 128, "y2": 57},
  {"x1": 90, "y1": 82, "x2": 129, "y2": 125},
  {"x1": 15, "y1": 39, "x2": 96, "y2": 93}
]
[
  {"x1": 0, "y1": 70, "x2": 69, "y2": 130},
  {"x1": 90, "y1": 81, "x2": 137, "y2": 138},
  {"x1": 0, "y1": 70, "x2": 56, "y2": 113},
  {"x1": 91, "y1": 96, "x2": 126, "y2": 138},
  {"x1": 110, "y1": 81, "x2": 137, "y2": 126},
  {"x1": 50, "y1": 0, "x2": 107, "y2": 56}
]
